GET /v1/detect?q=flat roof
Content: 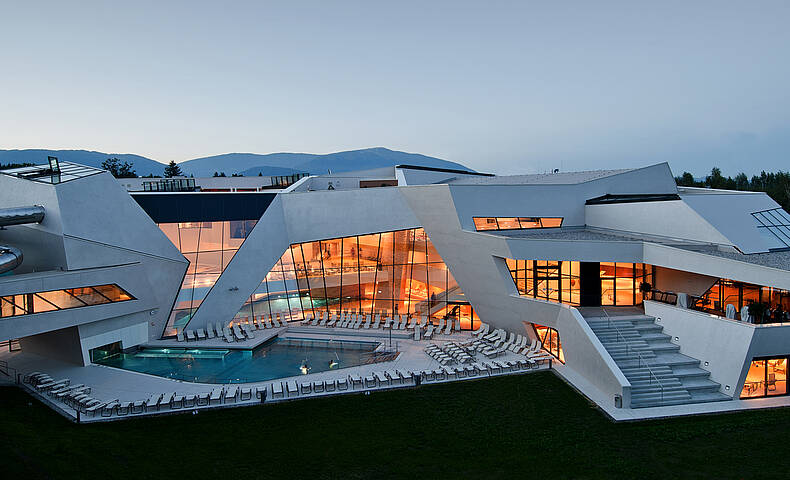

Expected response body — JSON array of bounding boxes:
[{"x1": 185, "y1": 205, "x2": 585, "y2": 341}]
[{"x1": 447, "y1": 168, "x2": 632, "y2": 185}]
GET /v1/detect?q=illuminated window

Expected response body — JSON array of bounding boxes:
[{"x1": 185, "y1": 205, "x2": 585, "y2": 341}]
[
  {"x1": 533, "y1": 324, "x2": 564, "y2": 363},
  {"x1": 696, "y1": 279, "x2": 790, "y2": 323},
  {"x1": 506, "y1": 259, "x2": 580, "y2": 306},
  {"x1": 600, "y1": 262, "x2": 651, "y2": 306},
  {"x1": 160, "y1": 220, "x2": 258, "y2": 336},
  {"x1": 0, "y1": 284, "x2": 134, "y2": 319},
  {"x1": 741, "y1": 357, "x2": 788, "y2": 399},
  {"x1": 472, "y1": 217, "x2": 563, "y2": 232},
  {"x1": 232, "y1": 228, "x2": 478, "y2": 330}
]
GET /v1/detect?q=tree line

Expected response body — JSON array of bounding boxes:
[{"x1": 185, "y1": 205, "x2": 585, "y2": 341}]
[{"x1": 676, "y1": 167, "x2": 790, "y2": 212}]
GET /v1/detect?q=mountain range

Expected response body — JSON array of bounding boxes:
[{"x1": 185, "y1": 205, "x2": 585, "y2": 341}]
[{"x1": 0, "y1": 147, "x2": 473, "y2": 177}]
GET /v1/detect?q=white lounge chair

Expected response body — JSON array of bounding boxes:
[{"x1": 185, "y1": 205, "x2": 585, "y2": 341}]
[
  {"x1": 206, "y1": 324, "x2": 216, "y2": 339},
  {"x1": 272, "y1": 382, "x2": 284, "y2": 399},
  {"x1": 197, "y1": 328, "x2": 207, "y2": 340},
  {"x1": 186, "y1": 330, "x2": 197, "y2": 341},
  {"x1": 286, "y1": 381, "x2": 299, "y2": 397},
  {"x1": 177, "y1": 331, "x2": 185, "y2": 342}
]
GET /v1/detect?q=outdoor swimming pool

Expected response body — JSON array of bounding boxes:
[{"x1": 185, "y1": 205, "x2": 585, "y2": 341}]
[{"x1": 95, "y1": 337, "x2": 384, "y2": 384}]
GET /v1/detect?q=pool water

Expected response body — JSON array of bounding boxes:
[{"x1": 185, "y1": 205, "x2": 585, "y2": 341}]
[{"x1": 95, "y1": 337, "x2": 382, "y2": 384}]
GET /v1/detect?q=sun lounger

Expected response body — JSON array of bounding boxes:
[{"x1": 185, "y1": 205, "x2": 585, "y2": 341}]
[
  {"x1": 349, "y1": 375, "x2": 363, "y2": 389},
  {"x1": 310, "y1": 315, "x2": 320, "y2": 326},
  {"x1": 183, "y1": 394, "x2": 196, "y2": 408},
  {"x1": 177, "y1": 331, "x2": 185, "y2": 342},
  {"x1": 286, "y1": 381, "x2": 298, "y2": 397},
  {"x1": 232, "y1": 325, "x2": 245, "y2": 341},
  {"x1": 300, "y1": 382, "x2": 312, "y2": 394},
  {"x1": 272, "y1": 317, "x2": 281, "y2": 328},
  {"x1": 206, "y1": 324, "x2": 216, "y2": 339},
  {"x1": 240, "y1": 387, "x2": 252, "y2": 401},
  {"x1": 313, "y1": 381, "x2": 325, "y2": 393},
  {"x1": 223, "y1": 327, "x2": 234, "y2": 342},
  {"x1": 264, "y1": 318, "x2": 273, "y2": 328},
  {"x1": 115, "y1": 401, "x2": 131, "y2": 415},
  {"x1": 337, "y1": 377, "x2": 349, "y2": 390},
  {"x1": 143, "y1": 393, "x2": 163, "y2": 412},
  {"x1": 209, "y1": 388, "x2": 223, "y2": 405},
  {"x1": 100, "y1": 401, "x2": 119, "y2": 417},
  {"x1": 272, "y1": 382, "x2": 284, "y2": 399},
  {"x1": 195, "y1": 328, "x2": 205, "y2": 341},
  {"x1": 446, "y1": 320, "x2": 455, "y2": 335},
  {"x1": 244, "y1": 324, "x2": 256, "y2": 339},
  {"x1": 327, "y1": 314, "x2": 338, "y2": 327},
  {"x1": 184, "y1": 330, "x2": 195, "y2": 341},
  {"x1": 364, "y1": 375, "x2": 377, "y2": 388},
  {"x1": 424, "y1": 324, "x2": 435, "y2": 339},
  {"x1": 413, "y1": 327, "x2": 421, "y2": 340}
]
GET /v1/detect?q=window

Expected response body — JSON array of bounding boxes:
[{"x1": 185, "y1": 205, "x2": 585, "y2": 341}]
[
  {"x1": 600, "y1": 262, "x2": 652, "y2": 306},
  {"x1": 231, "y1": 227, "x2": 478, "y2": 330},
  {"x1": 0, "y1": 284, "x2": 134, "y2": 319},
  {"x1": 506, "y1": 259, "x2": 580, "y2": 306},
  {"x1": 533, "y1": 324, "x2": 564, "y2": 363},
  {"x1": 752, "y1": 208, "x2": 790, "y2": 249},
  {"x1": 160, "y1": 220, "x2": 259, "y2": 336},
  {"x1": 696, "y1": 279, "x2": 790, "y2": 323},
  {"x1": 741, "y1": 357, "x2": 788, "y2": 398},
  {"x1": 472, "y1": 217, "x2": 563, "y2": 232}
]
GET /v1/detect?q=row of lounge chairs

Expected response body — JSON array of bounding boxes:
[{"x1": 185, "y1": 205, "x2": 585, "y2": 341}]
[
  {"x1": 176, "y1": 313, "x2": 291, "y2": 343},
  {"x1": 299, "y1": 311, "x2": 462, "y2": 340},
  {"x1": 425, "y1": 341, "x2": 475, "y2": 365},
  {"x1": 418, "y1": 358, "x2": 541, "y2": 381},
  {"x1": 23, "y1": 372, "x2": 267, "y2": 419},
  {"x1": 468, "y1": 323, "x2": 555, "y2": 362}
]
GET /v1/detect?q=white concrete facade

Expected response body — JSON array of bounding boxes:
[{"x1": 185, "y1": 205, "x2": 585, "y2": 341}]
[{"x1": 3, "y1": 160, "x2": 790, "y2": 417}]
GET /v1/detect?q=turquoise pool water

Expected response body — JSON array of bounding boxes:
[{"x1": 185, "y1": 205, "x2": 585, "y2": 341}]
[{"x1": 95, "y1": 337, "x2": 381, "y2": 384}]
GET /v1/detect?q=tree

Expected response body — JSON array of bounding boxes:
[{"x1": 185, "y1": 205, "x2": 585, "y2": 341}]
[
  {"x1": 164, "y1": 160, "x2": 183, "y2": 178},
  {"x1": 675, "y1": 172, "x2": 700, "y2": 187},
  {"x1": 101, "y1": 157, "x2": 136, "y2": 178}
]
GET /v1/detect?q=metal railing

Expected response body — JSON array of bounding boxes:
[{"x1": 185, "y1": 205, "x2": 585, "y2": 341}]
[{"x1": 603, "y1": 308, "x2": 664, "y2": 405}]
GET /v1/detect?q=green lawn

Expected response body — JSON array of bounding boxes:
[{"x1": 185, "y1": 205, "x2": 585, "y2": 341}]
[{"x1": 0, "y1": 371, "x2": 787, "y2": 479}]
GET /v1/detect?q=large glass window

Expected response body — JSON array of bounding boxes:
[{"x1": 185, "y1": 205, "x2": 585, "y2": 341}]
[
  {"x1": 0, "y1": 284, "x2": 133, "y2": 319},
  {"x1": 600, "y1": 262, "x2": 651, "y2": 306},
  {"x1": 696, "y1": 279, "x2": 790, "y2": 324},
  {"x1": 232, "y1": 228, "x2": 478, "y2": 330},
  {"x1": 160, "y1": 220, "x2": 258, "y2": 336},
  {"x1": 506, "y1": 259, "x2": 580, "y2": 306},
  {"x1": 473, "y1": 217, "x2": 563, "y2": 232},
  {"x1": 533, "y1": 324, "x2": 564, "y2": 363},
  {"x1": 741, "y1": 357, "x2": 788, "y2": 399}
]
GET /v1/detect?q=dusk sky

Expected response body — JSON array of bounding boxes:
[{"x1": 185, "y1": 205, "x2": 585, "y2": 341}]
[{"x1": 1, "y1": 1, "x2": 788, "y2": 176}]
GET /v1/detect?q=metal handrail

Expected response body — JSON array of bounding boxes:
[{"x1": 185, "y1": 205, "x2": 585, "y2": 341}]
[{"x1": 603, "y1": 308, "x2": 664, "y2": 405}]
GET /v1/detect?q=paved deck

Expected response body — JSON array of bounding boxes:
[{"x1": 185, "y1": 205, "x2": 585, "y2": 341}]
[{"x1": 0, "y1": 325, "x2": 539, "y2": 422}]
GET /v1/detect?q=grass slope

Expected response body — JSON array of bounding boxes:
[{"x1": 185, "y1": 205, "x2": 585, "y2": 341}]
[{"x1": 0, "y1": 371, "x2": 787, "y2": 479}]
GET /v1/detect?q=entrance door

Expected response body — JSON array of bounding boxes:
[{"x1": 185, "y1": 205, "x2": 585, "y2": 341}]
[{"x1": 579, "y1": 262, "x2": 602, "y2": 307}]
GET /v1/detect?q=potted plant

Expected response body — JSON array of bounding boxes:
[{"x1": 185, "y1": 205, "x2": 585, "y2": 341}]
[{"x1": 639, "y1": 282, "x2": 652, "y2": 300}]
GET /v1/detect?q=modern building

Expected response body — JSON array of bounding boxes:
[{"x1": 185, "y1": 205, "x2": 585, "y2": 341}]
[{"x1": 2, "y1": 159, "x2": 790, "y2": 420}]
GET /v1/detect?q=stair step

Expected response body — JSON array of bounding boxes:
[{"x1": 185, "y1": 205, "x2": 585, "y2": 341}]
[{"x1": 585, "y1": 312, "x2": 730, "y2": 409}]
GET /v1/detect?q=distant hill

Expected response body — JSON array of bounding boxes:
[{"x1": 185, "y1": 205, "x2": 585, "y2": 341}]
[
  {"x1": 0, "y1": 147, "x2": 474, "y2": 178},
  {"x1": 0, "y1": 149, "x2": 166, "y2": 177},
  {"x1": 180, "y1": 148, "x2": 474, "y2": 177}
]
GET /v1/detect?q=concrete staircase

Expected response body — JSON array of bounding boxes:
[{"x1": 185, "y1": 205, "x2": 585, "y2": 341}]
[{"x1": 585, "y1": 314, "x2": 731, "y2": 409}]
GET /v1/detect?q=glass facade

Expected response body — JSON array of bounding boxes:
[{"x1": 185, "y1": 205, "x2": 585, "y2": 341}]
[
  {"x1": 696, "y1": 279, "x2": 790, "y2": 323},
  {"x1": 533, "y1": 324, "x2": 564, "y2": 363},
  {"x1": 232, "y1": 228, "x2": 479, "y2": 329},
  {"x1": 506, "y1": 260, "x2": 581, "y2": 305},
  {"x1": 506, "y1": 259, "x2": 652, "y2": 307},
  {"x1": 473, "y1": 217, "x2": 563, "y2": 232},
  {"x1": 741, "y1": 357, "x2": 788, "y2": 398},
  {"x1": 160, "y1": 220, "x2": 257, "y2": 336},
  {"x1": 600, "y1": 262, "x2": 652, "y2": 306},
  {"x1": 0, "y1": 284, "x2": 133, "y2": 319}
]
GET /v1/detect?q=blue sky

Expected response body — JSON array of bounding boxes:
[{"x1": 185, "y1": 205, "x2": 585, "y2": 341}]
[{"x1": 1, "y1": 1, "x2": 788, "y2": 176}]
